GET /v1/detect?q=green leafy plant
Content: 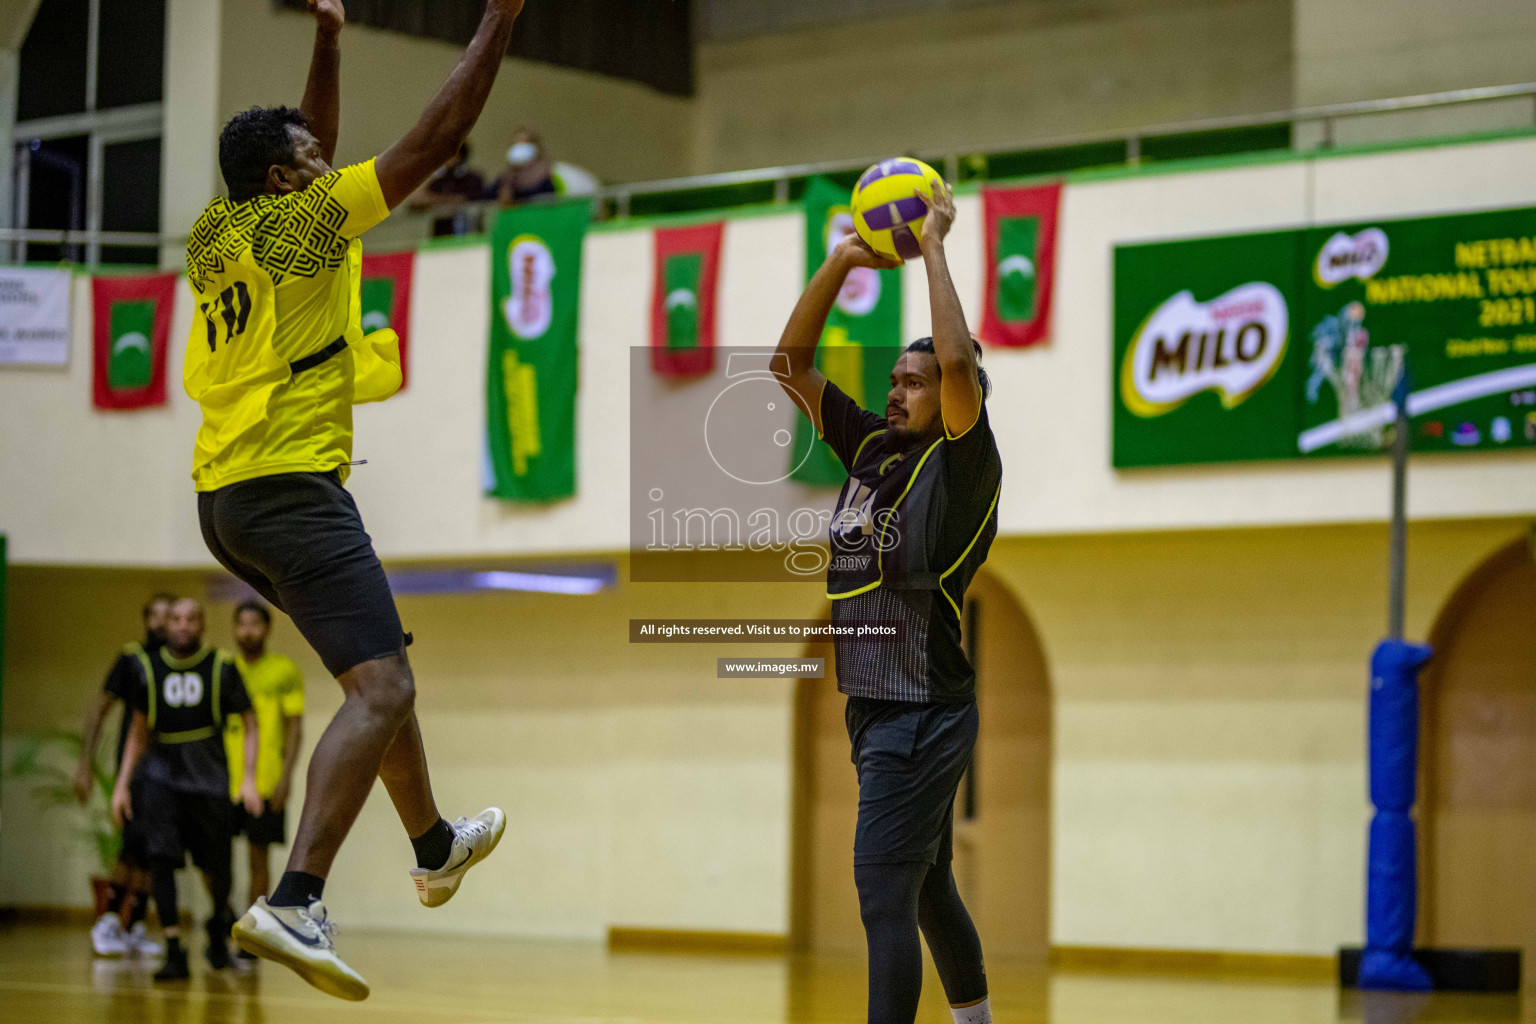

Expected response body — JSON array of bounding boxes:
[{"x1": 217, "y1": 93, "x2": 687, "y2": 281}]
[{"x1": 4, "y1": 726, "x2": 121, "y2": 874}]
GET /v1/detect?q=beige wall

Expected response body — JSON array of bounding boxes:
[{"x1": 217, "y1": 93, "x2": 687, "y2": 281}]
[
  {"x1": 5, "y1": 521, "x2": 1528, "y2": 951},
  {"x1": 7, "y1": 131, "x2": 1536, "y2": 567},
  {"x1": 694, "y1": 0, "x2": 1292, "y2": 174},
  {"x1": 0, "y1": 560, "x2": 815, "y2": 936},
  {"x1": 1292, "y1": 0, "x2": 1536, "y2": 149},
  {"x1": 216, "y1": 0, "x2": 694, "y2": 187}
]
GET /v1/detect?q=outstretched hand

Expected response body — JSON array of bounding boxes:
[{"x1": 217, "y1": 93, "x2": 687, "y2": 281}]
[
  {"x1": 832, "y1": 231, "x2": 902, "y2": 271},
  {"x1": 922, "y1": 180, "x2": 956, "y2": 245},
  {"x1": 308, "y1": 0, "x2": 344, "y2": 36}
]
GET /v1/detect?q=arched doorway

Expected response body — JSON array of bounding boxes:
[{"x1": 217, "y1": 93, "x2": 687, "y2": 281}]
[
  {"x1": 789, "y1": 570, "x2": 1052, "y2": 959},
  {"x1": 1420, "y1": 533, "x2": 1536, "y2": 957}
]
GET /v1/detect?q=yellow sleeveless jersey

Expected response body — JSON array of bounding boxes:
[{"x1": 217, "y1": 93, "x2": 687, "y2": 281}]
[{"x1": 183, "y1": 160, "x2": 404, "y2": 491}]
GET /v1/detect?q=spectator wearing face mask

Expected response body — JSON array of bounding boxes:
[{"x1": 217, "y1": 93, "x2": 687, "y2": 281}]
[{"x1": 492, "y1": 127, "x2": 598, "y2": 205}]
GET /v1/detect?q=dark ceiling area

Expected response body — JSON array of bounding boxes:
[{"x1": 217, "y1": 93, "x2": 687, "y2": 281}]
[{"x1": 276, "y1": 0, "x2": 694, "y2": 97}]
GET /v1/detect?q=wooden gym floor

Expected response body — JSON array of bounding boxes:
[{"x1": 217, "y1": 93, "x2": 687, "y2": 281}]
[{"x1": 0, "y1": 921, "x2": 1527, "y2": 1024}]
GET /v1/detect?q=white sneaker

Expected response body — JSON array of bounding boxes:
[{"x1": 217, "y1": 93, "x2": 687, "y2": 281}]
[
  {"x1": 232, "y1": 898, "x2": 368, "y2": 1002},
  {"x1": 409, "y1": 808, "x2": 506, "y2": 908},
  {"x1": 91, "y1": 912, "x2": 129, "y2": 957},
  {"x1": 125, "y1": 921, "x2": 162, "y2": 957}
]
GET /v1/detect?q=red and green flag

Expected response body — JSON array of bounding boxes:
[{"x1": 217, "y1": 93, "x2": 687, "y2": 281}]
[
  {"x1": 92, "y1": 272, "x2": 177, "y2": 410},
  {"x1": 360, "y1": 251, "x2": 414, "y2": 389},
  {"x1": 980, "y1": 182, "x2": 1062, "y2": 348},
  {"x1": 651, "y1": 221, "x2": 722, "y2": 377},
  {"x1": 792, "y1": 176, "x2": 904, "y2": 486}
]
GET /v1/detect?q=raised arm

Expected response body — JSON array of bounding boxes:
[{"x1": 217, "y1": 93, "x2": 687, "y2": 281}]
[
  {"x1": 74, "y1": 690, "x2": 115, "y2": 803},
  {"x1": 300, "y1": 0, "x2": 344, "y2": 165},
  {"x1": 919, "y1": 182, "x2": 982, "y2": 438},
  {"x1": 374, "y1": 0, "x2": 524, "y2": 211},
  {"x1": 775, "y1": 234, "x2": 899, "y2": 434}
]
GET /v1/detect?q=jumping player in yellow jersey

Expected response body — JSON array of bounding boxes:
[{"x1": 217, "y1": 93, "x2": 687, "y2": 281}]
[{"x1": 183, "y1": 0, "x2": 523, "y2": 1001}]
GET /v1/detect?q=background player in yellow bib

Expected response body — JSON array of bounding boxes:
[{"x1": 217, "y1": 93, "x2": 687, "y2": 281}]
[
  {"x1": 223, "y1": 600, "x2": 304, "y2": 940},
  {"x1": 183, "y1": 0, "x2": 522, "y2": 1000}
]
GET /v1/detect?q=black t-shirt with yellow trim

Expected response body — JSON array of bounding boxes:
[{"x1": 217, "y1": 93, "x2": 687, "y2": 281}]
[
  {"x1": 126, "y1": 645, "x2": 252, "y2": 797},
  {"x1": 819, "y1": 380, "x2": 1002, "y2": 703},
  {"x1": 184, "y1": 161, "x2": 393, "y2": 491}
]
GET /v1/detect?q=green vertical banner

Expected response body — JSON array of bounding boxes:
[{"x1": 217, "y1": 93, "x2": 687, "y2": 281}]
[
  {"x1": 485, "y1": 201, "x2": 589, "y2": 502},
  {"x1": 793, "y1": 177, "x2": 904, "y2": 486},
  {"x1": 1113, "y1": 228, "x2": 1305, "y2": 467}
]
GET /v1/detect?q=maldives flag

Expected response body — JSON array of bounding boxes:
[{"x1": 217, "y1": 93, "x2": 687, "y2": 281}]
[
  {"x1": 92, "y1": 272, "x2": 177, "y2": 410},
  {"x1": 651, "y1": 222, "x2": 722, "y2": 377},
  {"x1": 360, "y1": 251, "x2": 414, "y2": 389},
  {"x1": 980, "y1": 183, "x2": 1062, "y2": 348}
]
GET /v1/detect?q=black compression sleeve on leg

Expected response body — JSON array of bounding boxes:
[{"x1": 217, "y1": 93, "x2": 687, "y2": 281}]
[
  {"x1": 152, "y1": 862, "x2": 180, "y2": 933},
  {"x1": 855, "y1": 862, "x2": 928, "y2": 1024},
  {"x1": 917, "y1": 863, "x2": 988, "y2": 1006},
  {"x1": 203, "y1": 857, "x2": 234, "y2": 938}
]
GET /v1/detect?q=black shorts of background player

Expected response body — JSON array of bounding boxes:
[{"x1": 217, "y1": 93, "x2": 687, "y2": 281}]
[
  {"x1": 75, "y1": 591, "x2": 175, "y2": 956},
  {"x1": 773, "y1": 181, "x2": 1002, "y2": 1024},
  {"x1": 112, "y1": 598, "x2": 261, "y2": 982}
]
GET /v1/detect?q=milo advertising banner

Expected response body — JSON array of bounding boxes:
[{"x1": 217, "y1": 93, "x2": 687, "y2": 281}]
[
  {"x1": 1114, "y1": 206, "x2": 1536, "y2": 467},
  {"x1": 485, "y1": 201, "x2": 588, "y2": 502}
]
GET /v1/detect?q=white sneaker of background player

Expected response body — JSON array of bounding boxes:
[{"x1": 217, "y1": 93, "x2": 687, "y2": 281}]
[
  {"x1": 232, "y1": 898, "x2": 368, "y2": 1002},
  {"x1": 90, "y1": 913, "x2": 129, "y2": 957},
  {"x1": 125, "y1": 921, "x2": 162, "y2": 957},
  {"x1": 410, "y1": 807, "x2": 506, "y2": 908}
]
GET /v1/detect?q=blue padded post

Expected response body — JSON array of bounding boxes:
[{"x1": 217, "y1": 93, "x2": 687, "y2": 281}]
[{"x1": 1359, "y1": 638, "x2": 1434, "y2": 990}]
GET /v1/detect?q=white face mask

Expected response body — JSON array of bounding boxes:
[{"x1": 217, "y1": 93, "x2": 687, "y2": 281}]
[{"x1": 507, "y1": 142, "x2": 538, "y2": 166}]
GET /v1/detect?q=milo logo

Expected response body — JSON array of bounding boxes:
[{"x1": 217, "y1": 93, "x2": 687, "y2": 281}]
[
  {"x1": 504, "y1": 233, "x2": 554, "y2": 340},
  {"x1": 1314, "y1": 228, "x2": 1388, "y2": 287},
  {"x1": 1120, "y1": 282, "x2": 1288, "y2": 417}
]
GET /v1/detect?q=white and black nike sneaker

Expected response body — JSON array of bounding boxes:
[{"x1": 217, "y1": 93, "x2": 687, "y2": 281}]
[
  {"x1": 231, "y1": 898, "x2": 368, "y2": 1001},
  {"x1": 409, "y1": 808, "x2": 506, "y2": 908}
]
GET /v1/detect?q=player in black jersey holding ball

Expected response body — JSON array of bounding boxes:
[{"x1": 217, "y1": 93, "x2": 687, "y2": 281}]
[
  {"x1": 775, "y1": 182, "x2": 1002, "y2": 1024},
  {"x1": 112, "y1": 598, "x2": 262, "y2": 982}
]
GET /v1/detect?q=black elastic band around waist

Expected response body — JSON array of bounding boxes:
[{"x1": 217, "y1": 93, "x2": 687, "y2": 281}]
[{"x1": 290, "y1": 336, "x2": 347, "y2": 375}]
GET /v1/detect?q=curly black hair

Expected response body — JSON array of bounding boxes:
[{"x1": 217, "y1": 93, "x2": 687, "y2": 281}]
[
  {"x1": 219, "y1": 106, "x2": 312, "y2": 202},
  {"x1": 903, "y1": 336, "x2": 992, "y2": 399}
]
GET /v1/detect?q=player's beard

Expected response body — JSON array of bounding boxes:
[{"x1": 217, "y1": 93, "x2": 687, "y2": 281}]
[{"x1": 887, "y1": 423, "x2": 940, "y2": 451}]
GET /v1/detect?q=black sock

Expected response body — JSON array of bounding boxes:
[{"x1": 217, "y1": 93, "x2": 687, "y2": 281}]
[
  {"x1": 411, "y1": 819, "x2": 454, "y2": 870},
  {"x1": 164, "y1": 935, "x2": 182, "y2": 955},
  {"x1": 105, "y1": 882, "x2": 126, "y2": 914},
  {"x1": 269, "y1": 871, "x2": 326, "y2": 909}
]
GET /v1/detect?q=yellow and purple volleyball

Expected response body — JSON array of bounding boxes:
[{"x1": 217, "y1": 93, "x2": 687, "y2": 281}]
[{"x1": 850, "y1": 158, "x2": 946, "y2": 262}]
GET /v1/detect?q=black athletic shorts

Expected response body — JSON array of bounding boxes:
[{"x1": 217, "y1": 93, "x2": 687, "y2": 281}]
[
  {"x1": 232, "y1": 799, "x2": 287, "y2": 846},
  {"x1": 131, "y1": 775, "x2": 233, "y2": 869},
  {"x1": 846, "y1": 697, "x2": 978, "y2": 866},
  {"x1": 197, "y1": 470, "x2": 410, "y2": 677}
]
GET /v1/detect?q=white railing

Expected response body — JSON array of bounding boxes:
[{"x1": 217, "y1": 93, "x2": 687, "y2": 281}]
[{"x1": 9, "y1": 81, "x2": 1536, "y2": 263}]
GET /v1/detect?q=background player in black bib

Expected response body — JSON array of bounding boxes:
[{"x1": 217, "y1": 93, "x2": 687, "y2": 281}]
[
  {"x1": 111, "y1": 598, "x2": 261, "y2": 982},
  {"x1": 775, "y1": 184, "x2": 1002, "y2": 1024},
  {"x1": 73, "y1": 591, "x2": 175, "y2": 957}
]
